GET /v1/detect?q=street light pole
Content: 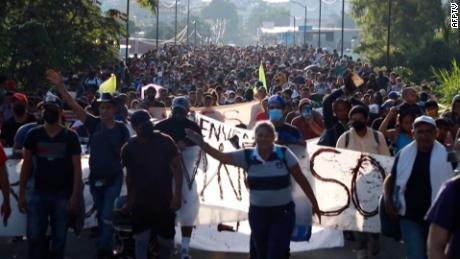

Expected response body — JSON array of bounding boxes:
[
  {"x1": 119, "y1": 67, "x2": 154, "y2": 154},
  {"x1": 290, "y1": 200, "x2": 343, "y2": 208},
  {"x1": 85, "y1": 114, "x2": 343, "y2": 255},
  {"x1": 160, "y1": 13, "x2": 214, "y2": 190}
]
[
  {"x1": 341, "y1": 0, "x2": 345, "y2": 57},
  {"x1": 304, "y1": 5, "x2": 307, "y2": 47},
  {"x1": 194, "y1": 21, "x2": 197, "y2": 46},
  {"x1": 187, "y1": 0, "x2": 190, "y2": 45},
  {"x1": 293, "y1": 16, "x2": 296, "y2": 47},
  {"x1": 174, "y1": 0, "x2": 178, "y2": 45},
  {"x1": 318, "y1": 0, "x2": 322, "y2": 48},
  {"x1": 386, "y1": 0, "x2": 392, "y2": 69},
  {"x1": 125, "y1": 0, "x2": 130, "y2": 62},
  {"x1": 156, "y1": 0, "x2": 159, "y2": 49}
]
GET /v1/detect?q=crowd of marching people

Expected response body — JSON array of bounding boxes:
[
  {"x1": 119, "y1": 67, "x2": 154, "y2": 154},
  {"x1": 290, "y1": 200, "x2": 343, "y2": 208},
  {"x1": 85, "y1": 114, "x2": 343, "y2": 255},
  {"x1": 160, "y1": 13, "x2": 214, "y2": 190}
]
[{"x1": 0, "y1": 44, "x2": 458, "y2": 259}]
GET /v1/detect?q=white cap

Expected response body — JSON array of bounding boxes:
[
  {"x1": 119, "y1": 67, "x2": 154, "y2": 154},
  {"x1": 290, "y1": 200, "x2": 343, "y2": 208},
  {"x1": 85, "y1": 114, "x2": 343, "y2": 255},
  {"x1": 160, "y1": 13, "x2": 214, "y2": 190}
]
[{"x1": 413, "y1": 115, "x2": 436, "y2": 128}]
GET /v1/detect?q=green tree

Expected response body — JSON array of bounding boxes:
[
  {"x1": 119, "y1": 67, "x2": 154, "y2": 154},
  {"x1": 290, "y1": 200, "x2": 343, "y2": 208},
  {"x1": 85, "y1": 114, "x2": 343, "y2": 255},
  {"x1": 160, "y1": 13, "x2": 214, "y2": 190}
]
[
  {"x1": 201, "y1": 0, "x2": 239, "y2": 44},
  {"x1": 351, "y1": 0, "x2": 457, "y2": 81},
  {"x1": 0, "y1": 0, "x2": 158, "y2": 90},
  {"x1": 246, "y1": 2, "x2": 290, "y2": 35}
]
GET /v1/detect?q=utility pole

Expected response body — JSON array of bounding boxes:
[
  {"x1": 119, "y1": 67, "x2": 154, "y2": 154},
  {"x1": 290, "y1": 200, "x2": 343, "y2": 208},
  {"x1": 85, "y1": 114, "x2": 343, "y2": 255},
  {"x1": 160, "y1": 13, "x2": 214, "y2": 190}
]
[
  {"x1": 156, "y1": 0, "x2": 159, "y2": 49},
  {"x1": 304, "y1": 5, "x2": 307, "y2": 47},
  {"x1": 174, "y1": 0, "x2": 178, "y2": 45},
  {"x1": 293, "y1": 16, "x2": 296, "y2": 47},
  {"x1": 340, "y1": 0, "x2": 345, "y2": 57},
  {"x1": 186, "y1": 0, "x2": 190, "y2": 44},
  {"x1": 194, "y1": 21, "x2": 197, "y2": 46},
  {"x1": 386, "y1": 0, "x2": 392, "y2": 69},
  {"x1": 318, "y1": 0, "x2": 322, "y2": 48},
  {"x1": 125, "y1": 0, "x2": 130, "y2": 62}
]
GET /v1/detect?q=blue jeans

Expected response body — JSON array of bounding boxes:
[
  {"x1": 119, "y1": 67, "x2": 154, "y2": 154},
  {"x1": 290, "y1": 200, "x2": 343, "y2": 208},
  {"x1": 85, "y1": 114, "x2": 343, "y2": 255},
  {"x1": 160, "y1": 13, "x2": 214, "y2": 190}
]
[
  {"x1": 400, "y1": 218, "x2": 429, "y2": 259},
  {"x1": 90, "y1": 175, "x2": 123, "y2": 252},
  {"x1": 26, "y1": 192, "x2": 69, "y2": 259},
  {"x1": 248, "y1": 202, "x2": 295, "y2": 259}
]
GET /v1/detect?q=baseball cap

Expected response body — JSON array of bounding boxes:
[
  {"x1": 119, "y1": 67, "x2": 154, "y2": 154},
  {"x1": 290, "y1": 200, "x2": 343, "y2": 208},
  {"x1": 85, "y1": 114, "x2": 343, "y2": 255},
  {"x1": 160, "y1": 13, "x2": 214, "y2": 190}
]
[
  {"x1": 44, "y1": 92, "x2": 62, "y2": 108},
  {"x1": 97, "y1": 92, "x2": 116, "y2": 104},
  {"x1": 388, "y1": 91, "x2": 401, "y2": 100},
  {"x1": 267, "y1": 95, "x2": 286, "y2": 108},
  {"x1": 13, "y1": 92, "x2": 28, "y2": 105},
  {"x1": 130, "y1": 110, "x2": 151, "y2": 127},
  {"x1": 413, "y1": 115, "x2": 436, "y2": 129},
  {"x1": 171, "y1": 96, "x2": 190, "y2": 111}
]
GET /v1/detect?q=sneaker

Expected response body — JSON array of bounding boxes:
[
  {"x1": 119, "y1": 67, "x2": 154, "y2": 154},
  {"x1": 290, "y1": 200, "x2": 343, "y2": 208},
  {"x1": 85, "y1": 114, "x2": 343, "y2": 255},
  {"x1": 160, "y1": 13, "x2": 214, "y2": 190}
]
[
  {"x1": 356, "y1": 249, "x2": 368, "y2": 259},
  {"x1": 181, "y1": 249, "x2": 192, "y2": 259}
]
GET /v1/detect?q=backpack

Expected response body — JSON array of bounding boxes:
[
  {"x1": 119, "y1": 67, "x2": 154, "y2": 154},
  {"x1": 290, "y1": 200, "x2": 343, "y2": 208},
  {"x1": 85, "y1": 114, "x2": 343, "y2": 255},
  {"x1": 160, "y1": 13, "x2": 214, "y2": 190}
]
[{"x1": 344, "y1": 129, "x2": 380, "y2": 148}]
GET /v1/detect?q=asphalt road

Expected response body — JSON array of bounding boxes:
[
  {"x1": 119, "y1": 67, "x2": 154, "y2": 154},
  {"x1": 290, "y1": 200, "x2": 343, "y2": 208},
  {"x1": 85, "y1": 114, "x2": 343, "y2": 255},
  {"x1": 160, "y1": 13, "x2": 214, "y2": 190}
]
[{"x1": 0, "y1": 231, "x2": 406, "y2": 259}]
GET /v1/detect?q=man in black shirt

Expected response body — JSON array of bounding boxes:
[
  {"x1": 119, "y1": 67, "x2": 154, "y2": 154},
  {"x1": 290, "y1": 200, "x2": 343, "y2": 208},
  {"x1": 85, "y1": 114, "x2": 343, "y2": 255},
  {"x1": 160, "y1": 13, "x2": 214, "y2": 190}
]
[
  {"x1": 18, "y1": 95, "x2": 82, "y2": 259},
  {"x1": 122, "y1": 110, "x2": 182, "y2": 259},
  {"x1": 154, "y1": 96, "x2": 201, "y2": 259},
  {"x1": 48, "y1": 69, "x2": 130, "y2": 259},
  {"x1": 384, "y1": 116, "x2": 454, "y2": 259},
  {"x1": 0, "y1": 93, "x2": 36, "y2": 147}
]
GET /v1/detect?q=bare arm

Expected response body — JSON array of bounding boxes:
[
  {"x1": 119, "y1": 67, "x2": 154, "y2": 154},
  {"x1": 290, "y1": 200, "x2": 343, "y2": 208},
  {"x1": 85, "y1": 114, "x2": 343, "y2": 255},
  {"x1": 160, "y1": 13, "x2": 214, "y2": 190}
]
[
  {"x1": 0, "y1": 164, "x2": 9, "y2": 205},
  {"x1": 170, "y1": 155, "x2": 183, "y2": 210},
  {"x1": 46, "y1": 69, "x2": 87, "y2": 123},
  {"x1": 18, "y1": 149, "x2": 33, "y2": 213},
  {"x1": 379, "y1": 107, "x2": 398, "y2": 141},
  {"x1": 383, "y1": 173, "x2": 399, "y2": 219},
  {"x1": 70, "y1": 155, "x2": 82, "y2": 211},
  {"x1": 427, "y1": 224, "x2": 450, "y2": 259},
  {"x1": 124, "y1": 170, "x2": 134, "y2": 210},
  {"x1": 289, "y1": 163, "x2": 321, "y2": 223}
]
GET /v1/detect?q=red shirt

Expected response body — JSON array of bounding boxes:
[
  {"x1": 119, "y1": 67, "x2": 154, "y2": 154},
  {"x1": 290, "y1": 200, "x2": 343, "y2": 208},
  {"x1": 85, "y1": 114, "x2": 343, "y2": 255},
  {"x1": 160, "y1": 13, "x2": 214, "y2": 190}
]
[
  {"x1": 0, "y1": 144, "x2": 8, "y2": 167},
  {"x1": 292, "y1": 115, "x2": 322, "y2": 140},
  {"x1": 256, "y1": 112, "x2": 269, "y2": 121}
]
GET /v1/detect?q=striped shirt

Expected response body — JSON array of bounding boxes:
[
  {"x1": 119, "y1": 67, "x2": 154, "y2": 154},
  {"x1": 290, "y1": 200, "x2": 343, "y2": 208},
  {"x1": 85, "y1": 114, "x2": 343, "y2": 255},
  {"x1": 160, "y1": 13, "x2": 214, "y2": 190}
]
[{"x1": 229, "y1": 145, "x2": 298, "y2": 207}]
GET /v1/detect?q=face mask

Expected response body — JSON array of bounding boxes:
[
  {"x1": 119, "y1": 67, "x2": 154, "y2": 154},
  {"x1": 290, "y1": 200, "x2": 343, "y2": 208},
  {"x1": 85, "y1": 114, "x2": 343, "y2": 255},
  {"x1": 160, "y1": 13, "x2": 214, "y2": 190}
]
[
  {"x1": 269, "y1": 109, "x2": 283, "y2": 122},
  {"x1": 43, "y1": 108, "x2": 60, "y2": 124},
  {"x1": 302, "y1": 106, "x2": 312, "y2": 119},
  {"x1": 351, "y1": 121, "x2": 366, "y2": 131}
]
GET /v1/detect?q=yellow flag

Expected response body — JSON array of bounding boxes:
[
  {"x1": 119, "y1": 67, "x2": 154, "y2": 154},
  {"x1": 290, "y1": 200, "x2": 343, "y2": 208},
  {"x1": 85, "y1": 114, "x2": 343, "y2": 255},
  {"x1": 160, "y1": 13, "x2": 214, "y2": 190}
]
[
  {"x1": 258, "y1": 63, "x2": 267, "y2": 90},
  {"x1": 99, "y1": 74, "x2": 117, "y2": 94}
]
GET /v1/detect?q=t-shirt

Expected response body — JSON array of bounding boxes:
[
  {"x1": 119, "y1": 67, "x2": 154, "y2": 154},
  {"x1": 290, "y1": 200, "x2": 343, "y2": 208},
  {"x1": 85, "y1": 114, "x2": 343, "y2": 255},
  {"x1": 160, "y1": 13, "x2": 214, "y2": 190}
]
[
  {"x1": 275, "y1": 123, "x2": 302, "y2": 144},
  {"x1": 24, "y1": 126, "x2": 81, "y2": 197},
  {"x1": 228, "y1": 145, "x2": 298, "y2": 207},
  {"x1": 14, "y1": 122, "x2": 37, "y2": 147},
  {"x1": 336, "y1": 127, "x2": 390, "y2": 156},
  {"x1": 426, "y1": 175, "x2": 460, "y2": 259},
  {"x1": 122, "y1": 132, "x2": 179, "y2": 211},
  {"x1": 404, "y1": 150, "x2": 432, "y2": 223},
  {"x1": 0, "y1": 114, "x2": 36, "y2": 147},
  {"x1": 154, "y1": 118, "x2": 201, "y2": 146},
  {"x1": 85, "y1": 114, "x2": 130, "y2": 177}
]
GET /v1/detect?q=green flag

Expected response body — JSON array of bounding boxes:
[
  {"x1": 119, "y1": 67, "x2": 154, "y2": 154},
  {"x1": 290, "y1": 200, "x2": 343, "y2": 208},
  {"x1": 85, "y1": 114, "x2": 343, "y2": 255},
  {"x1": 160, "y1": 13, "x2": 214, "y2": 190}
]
[{"x1": 258, "y1": 63, "x2": 267, "y2": 90}]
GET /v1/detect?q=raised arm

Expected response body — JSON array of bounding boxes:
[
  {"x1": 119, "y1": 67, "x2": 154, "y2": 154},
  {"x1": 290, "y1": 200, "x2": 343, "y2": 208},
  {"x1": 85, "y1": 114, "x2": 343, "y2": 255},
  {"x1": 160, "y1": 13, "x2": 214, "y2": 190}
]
[
  {"x1": 322, "y1": 88, "x2": 344, "y2": 129},
  {"x1": 379, "y1": 107, "x2": 398, "y2": 141},
  {"x1": 46, "y1": 69, "x2": 87, "y2": 123}
]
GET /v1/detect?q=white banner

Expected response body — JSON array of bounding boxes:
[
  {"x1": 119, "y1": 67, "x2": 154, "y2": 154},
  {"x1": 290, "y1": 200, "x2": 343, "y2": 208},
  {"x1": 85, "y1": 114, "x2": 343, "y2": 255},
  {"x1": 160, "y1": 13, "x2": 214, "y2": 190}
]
[{"x1": 308, "y1": 144, "x2": 394, "y2": 232}]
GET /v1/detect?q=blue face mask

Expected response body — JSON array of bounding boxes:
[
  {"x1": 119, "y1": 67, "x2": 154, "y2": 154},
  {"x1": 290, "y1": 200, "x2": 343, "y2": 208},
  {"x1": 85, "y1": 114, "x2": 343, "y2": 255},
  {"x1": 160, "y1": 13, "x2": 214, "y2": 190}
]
[{"x1": 269, "y1": 109, "x2": 283, "y2": 122}]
